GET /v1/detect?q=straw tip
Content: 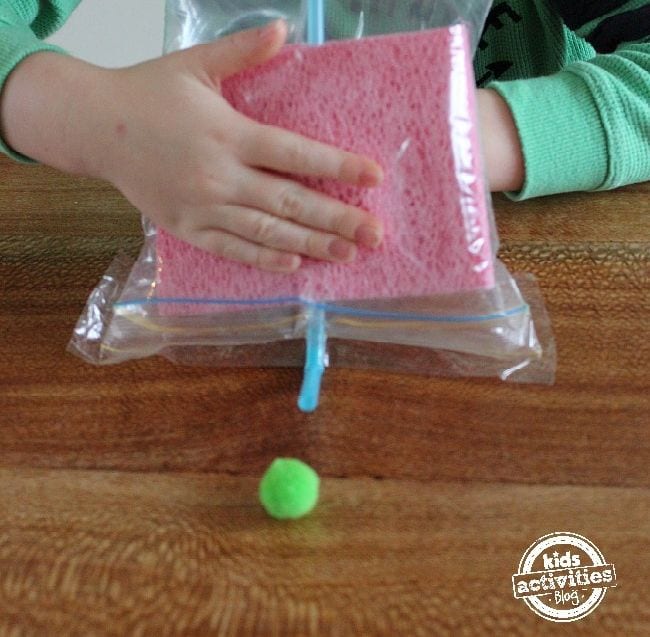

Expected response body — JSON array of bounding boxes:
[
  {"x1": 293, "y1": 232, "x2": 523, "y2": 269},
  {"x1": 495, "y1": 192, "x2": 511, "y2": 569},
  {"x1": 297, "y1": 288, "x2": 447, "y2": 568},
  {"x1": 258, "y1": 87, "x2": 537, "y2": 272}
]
[
  {"x1": 298, "y1": 366, "x2": 323, "y2": 412},
  {"x1": 297, "y1": 395, "x2": 318, "y2": 413}
]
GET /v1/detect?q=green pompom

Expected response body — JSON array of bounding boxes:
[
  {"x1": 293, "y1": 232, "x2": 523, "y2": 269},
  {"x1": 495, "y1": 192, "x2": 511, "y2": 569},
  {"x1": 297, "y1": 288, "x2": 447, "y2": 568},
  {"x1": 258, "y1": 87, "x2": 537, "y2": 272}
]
[{"x1": 259, "y1": 458, "x2": 320, "y2": 520}]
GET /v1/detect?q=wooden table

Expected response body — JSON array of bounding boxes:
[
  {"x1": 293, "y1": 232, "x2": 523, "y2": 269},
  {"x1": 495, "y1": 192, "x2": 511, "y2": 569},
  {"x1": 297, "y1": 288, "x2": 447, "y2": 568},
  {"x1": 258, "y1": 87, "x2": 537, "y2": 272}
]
[{"x1": 1, "y1": 155, "x2": 648, "y2": 635}]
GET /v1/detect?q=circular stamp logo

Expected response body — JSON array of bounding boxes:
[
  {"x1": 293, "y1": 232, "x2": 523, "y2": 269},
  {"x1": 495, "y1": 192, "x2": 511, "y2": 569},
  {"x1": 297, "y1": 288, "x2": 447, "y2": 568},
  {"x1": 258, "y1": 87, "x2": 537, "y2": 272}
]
[{"x1": 512, "y1": 532, "x2": 617, "y2": 623}]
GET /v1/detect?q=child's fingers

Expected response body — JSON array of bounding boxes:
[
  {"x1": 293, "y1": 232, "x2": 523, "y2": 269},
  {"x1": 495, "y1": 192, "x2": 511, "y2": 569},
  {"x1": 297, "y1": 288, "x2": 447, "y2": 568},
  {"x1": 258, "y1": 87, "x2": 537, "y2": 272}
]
[
  {"x1": 205, "y1": 205, "x2": 358, "y2": 264},
  {"x1": 241, "y1": 122, "x2": 384, "y2": 187},
  {"x1": 186, "y1": 227, "x2": 302, "y2": 273},
  {"x1": 188, "y1": 20, "x2": 287, "y2": 82},
  {"x1": 234, "y1": 169, "x2": 384, "y2": 249}
]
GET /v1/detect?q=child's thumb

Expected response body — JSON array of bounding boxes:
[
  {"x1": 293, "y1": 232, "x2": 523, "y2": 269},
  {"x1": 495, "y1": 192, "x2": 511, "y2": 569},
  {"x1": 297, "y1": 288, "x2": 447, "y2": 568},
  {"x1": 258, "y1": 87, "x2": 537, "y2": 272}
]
[{"x1": 195, "y1": 20, "x2": 287, "y2": 81}]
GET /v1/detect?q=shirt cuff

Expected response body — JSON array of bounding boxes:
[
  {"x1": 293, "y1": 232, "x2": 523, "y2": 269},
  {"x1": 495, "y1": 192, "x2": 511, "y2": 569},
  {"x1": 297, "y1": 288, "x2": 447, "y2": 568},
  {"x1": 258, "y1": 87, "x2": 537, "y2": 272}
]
[
  {"x1": 0, "y1": 25, "x2": 68, "y2": 163},
  {"x1": 488, "y1": 71, "x2": 609, "y2": 201}
]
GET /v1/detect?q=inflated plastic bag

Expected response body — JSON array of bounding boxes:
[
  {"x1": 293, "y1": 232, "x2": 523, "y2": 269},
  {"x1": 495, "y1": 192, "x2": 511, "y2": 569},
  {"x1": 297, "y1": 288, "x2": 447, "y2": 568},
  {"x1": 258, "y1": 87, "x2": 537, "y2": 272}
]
[{"x1": 70, "y1": 0, "x2": 556, "y2": 410}]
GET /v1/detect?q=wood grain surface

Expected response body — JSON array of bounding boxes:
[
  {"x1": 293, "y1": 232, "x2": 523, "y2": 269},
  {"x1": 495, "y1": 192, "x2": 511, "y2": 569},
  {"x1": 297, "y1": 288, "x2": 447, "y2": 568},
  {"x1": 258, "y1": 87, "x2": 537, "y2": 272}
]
[
  {"x1": 2, "y1": 468, "x2": 648, "y2": 636},
  {"x1": 1, "y1": 155, "x2": 649, "y2": 635}
]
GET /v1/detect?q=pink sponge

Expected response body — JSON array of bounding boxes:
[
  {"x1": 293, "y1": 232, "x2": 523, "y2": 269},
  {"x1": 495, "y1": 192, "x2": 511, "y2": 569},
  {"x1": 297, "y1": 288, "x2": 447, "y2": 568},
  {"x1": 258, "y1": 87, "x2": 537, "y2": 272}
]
[{"x1": 156, "y1": 24, "x2": 493, "y2": 309}]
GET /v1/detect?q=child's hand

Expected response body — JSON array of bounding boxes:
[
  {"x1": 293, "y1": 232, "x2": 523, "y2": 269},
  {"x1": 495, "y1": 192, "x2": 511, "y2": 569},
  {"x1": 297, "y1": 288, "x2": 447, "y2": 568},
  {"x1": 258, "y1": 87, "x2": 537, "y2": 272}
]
[{"x1": 1, "y1": 21, "x2": 384, "y2": 272}]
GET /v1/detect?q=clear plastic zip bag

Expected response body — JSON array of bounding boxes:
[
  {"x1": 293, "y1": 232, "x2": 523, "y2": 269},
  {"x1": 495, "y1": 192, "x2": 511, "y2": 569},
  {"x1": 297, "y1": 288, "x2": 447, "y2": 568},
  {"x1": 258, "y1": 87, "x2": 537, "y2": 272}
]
[
  {"x1": 164, "y1": 0, "x2": 492, "y2": 50},
  {"x1": 70, "y1": 0, "x2": 556, "y2": 410}
]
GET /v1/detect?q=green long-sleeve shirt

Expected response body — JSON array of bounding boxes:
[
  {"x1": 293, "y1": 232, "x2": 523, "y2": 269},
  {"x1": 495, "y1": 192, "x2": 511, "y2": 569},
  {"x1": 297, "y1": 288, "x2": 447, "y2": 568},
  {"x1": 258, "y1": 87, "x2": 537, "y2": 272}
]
[{"x1": 1, "y1": 1, "x2": 649, "y2": 200}]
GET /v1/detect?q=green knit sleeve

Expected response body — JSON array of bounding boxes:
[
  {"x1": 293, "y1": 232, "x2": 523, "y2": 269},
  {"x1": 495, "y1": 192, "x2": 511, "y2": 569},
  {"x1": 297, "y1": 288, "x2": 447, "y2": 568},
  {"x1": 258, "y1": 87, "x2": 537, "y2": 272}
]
[
  {"x1": 0, "y1": 1, "x2": 80, "y2": 162},
  {"x1": 490, "y1": 1, "x2": 650, "y2": 199}
]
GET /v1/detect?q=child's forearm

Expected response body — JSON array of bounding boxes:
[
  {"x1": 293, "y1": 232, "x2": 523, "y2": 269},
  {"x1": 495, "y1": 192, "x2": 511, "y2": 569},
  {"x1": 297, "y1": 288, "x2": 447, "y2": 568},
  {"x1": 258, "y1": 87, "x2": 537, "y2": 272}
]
[
  {"x1": 0, "y1": 52, "x2": 111, "y2": 178},
  {"x1": 1, "y1": 55, "x2": 525, "y2": 190},
  {"x1": 476, "y1": 88, "x2": 524, "y2": 193}
]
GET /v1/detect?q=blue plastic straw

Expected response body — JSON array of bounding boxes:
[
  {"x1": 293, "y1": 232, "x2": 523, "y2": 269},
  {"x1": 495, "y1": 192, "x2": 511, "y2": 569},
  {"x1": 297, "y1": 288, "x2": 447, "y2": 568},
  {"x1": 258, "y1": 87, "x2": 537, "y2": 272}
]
[
  {"x1": 297, "y1": 307, "x2": 328, "y2": 412},
  {"x1": 307, "y1": 0, "x2": 325, "y2": 45},
  {"x1": 298, "y1": 0, "x2": 327, "y2": 412}
]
